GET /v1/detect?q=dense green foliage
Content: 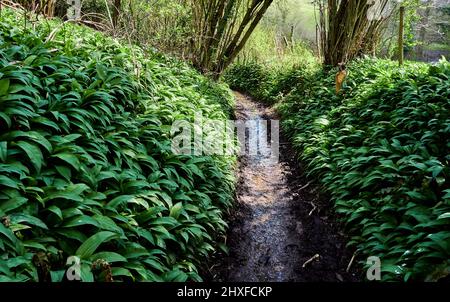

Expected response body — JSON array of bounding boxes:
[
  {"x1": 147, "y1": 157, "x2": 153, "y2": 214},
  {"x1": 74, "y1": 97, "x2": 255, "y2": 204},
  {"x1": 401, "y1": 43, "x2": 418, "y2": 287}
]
[
  {"x1": 224, "y1": 61, "x2": 312, "y2": 105},
  {"x1": 224, "y1": 62, "x2": 277, "y2": 104},
  {"x1": 226, "y1": 58, "x2": 450, "y2": 281},
  {"x1": 0, "y1": 9, "x2": 235, "y2": 281}
]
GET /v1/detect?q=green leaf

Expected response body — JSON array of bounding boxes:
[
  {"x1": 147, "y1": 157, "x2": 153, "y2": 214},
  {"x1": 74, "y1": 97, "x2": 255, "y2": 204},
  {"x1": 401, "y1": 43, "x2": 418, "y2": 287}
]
[
  {"x1": 427, "y1": 232, "x2": 450, "y2": 252},
  {"x1": 437, "y1": 213, "x2": 450, "y2": 220},
  {"x1": 0, "y1": 197, "x2": 27, "y2": 213},
  {"x1": 218, "y1": 242, "x2": 229, "y2": 254},
  {"x1": 50, "y1": 270, "x2": 66, "y2": 282},
  {"x1": 15, "y1": 141, "x2": 43, "y2": 173},
  {"x1": 187, "y1": 164, "x2": 205, "y2": 180},
  {"x1": 135, "y1": 206, "x2": 166, "y2": 224},
  {"x1": 379, "y1": 263, "x2": 402, "y2": 277},
  {"x1": 163, "y1": 269, "x2": 188, "y2": 282},
  {"x1": 169, "y1": 202, "x2": 183, "y2": 219},
  {"x1": 0, "y1": 141, "x2": 7, "y2": 162},
  {"x1": 96, "y1": 64, "x2": 108, "y2": 81},
  {"x1": 6, "y1": 256, "x2": 29, "y2": 269},
  {"x1": 135, "y1": 228, "x2": 154, "y2": 245},
  {"x1": 55, "y1": 165, "x2": 72, "y2": 181},
  {"x1": 0, "y1": 260, "x2": 11, "y2": 276},
  {"x1": 142, "y1": 258, "x2": 165, "y2": 272},
  {"x1": 9, "y1": 224, "x2": 31, "y2": 232},
  {"x1": 0, "y1": 222, "x2": 18, "y2": 245},
  {"x1": 56, "y1": 229, "x2": 87, "y2": 243},
  {"x1": 44, "y1": 184, "x2": 88, "y2": 203},
  {"x1": 430, "y1": 165, "x2": 444, "y2": 178},
  {"x1": 106, "y1": 195, "x2": 134, "y2": 209},
  {"x1": 10, "y1": 214, "x2": 48, "y2": 229},
  {"x1": 44, "y1": 191, "x2": 83, "y2": 203},
  {"x1": 62, "y1": 215, "x2": 100, "y2": 228},
  {"x1": 3, "y1": 131, "x2": 52, "y2": 153},
  {"x1": 128, "y1": 197, "x2": 149, "y2": 210},
  {"x1": 111, "y1": 267, "x2": 134, "y2": 279},
  {"x1": 93, "y1": 214, "x2": 123, "y2": 234},
  {"x1": 0, "y1": 78, "x2": 10, "y2": 96},
  {"x1": 32, "y1": 117, "x2": 60, "y2": 132},
  {"x1": 80, "y1": 263, "x2": 94, "y2": 282},
  {"x1": 23, "y1": 240, "x2": 47, "y2": 251},
  {"x1": 0, "y1": 175, "x2": 20, "y2": 189},
  {"x1": 405, "y1": 191, "x2": 425, "y2": 200},
  {"x1": 0, "y1": 112, "x2": 11, "y2": 128},
  {"x1": 52, "y1": 153, "x2": 80, "y2": 171},
  {"x1": 76, "y1": 231, "x2": 119, "y2": 259},
  {"x1": 23, "y1": 55, "x2": 37, "y2": 65},
  {"x1": 47, "y1": 205, "x2": 63, "y2": 220},
  {"x1": 151, "y1": 217, "x2": 180, "y2": 228}
]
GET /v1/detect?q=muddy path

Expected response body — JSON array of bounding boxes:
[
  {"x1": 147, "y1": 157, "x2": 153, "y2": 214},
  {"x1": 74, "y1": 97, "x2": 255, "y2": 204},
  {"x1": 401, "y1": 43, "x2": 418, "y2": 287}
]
[{"x1": 210, "y1": 92, "x2": 361, "y2": 282}]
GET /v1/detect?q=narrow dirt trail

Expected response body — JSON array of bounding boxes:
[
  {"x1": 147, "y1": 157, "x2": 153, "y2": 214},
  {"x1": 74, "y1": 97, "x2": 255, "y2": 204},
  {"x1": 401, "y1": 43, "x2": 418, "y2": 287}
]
[{"x1": 212, "y1": 92, "x2": 360, "y2": 282}]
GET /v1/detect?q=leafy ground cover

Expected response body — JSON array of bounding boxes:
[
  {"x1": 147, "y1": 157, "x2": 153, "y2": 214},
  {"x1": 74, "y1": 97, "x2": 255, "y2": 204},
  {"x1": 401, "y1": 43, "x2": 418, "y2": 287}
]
[
  {"x1": 0, "y1": 8, "x2": 236, "y2": 282},
  {"x1": 225, "y1": 58, "x2": 450, "y2": 281}
]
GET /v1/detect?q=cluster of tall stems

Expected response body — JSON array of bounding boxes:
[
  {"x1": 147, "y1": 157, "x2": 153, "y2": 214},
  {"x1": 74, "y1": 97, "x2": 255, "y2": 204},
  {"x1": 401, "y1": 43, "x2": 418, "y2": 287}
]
[
  {"x1": 315, "y1": 0, "x2": 392, "y2": 66},
  {"x1": 191, "y1": 0, "x2": 273, "y2": 78}
]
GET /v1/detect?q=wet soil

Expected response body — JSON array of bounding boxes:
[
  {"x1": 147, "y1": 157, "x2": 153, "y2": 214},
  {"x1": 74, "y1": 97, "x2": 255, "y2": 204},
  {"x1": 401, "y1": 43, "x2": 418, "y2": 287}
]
[{"x1": 209, "y1": 92, "x2": 362, "y2": 282}]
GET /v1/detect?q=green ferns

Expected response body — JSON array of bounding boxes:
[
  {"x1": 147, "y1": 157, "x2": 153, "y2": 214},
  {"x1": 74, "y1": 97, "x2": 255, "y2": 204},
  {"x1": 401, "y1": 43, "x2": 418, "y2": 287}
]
[
  {"x1": 0, "y1": 9, "x2": 235, "y2": 281},
  {"x1": 277, "y1": 58, "x2": 450, "y2": 281}
]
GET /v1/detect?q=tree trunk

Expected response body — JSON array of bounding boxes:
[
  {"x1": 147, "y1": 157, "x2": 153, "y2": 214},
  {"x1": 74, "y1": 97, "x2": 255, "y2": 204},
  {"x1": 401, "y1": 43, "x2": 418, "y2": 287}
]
[
  {"x1": 398, "y1": 6, "x2": 404, "y2": 66},
  {"x1": 112, "y1": 0, "x2": 121, "y2": 28},
  {"x1": 317, "y1": 0, "x2": 391, "y2": 66}
]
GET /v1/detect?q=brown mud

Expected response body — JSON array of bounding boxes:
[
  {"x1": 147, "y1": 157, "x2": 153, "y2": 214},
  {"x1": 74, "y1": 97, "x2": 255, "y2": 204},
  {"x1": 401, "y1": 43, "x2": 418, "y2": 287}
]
[{"x1": 208, "y1": 92, "x2": 361, "y2": 282}]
